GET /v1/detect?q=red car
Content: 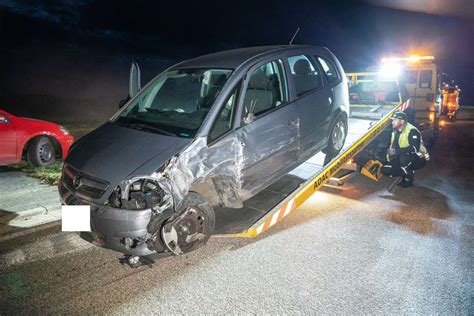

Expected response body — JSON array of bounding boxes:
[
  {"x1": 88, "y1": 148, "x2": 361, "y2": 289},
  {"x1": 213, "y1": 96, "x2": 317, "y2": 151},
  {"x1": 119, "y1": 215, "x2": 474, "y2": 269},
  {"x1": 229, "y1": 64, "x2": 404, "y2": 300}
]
[{"x1": 0, "y1": 110, "x2": 74, "y2": 167}]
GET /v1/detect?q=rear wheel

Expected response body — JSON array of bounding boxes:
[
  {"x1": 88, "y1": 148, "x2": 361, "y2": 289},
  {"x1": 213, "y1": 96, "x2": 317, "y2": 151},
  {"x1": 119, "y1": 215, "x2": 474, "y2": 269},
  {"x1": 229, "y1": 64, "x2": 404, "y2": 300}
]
[
  {"x1": 161, "y1": 192, "x2": 215, "y2": 255},
  {"x1": 26, "y1": 136, "x2": 56, "y2": 167},
  {"x1": 427, "y1": 118, "x2": 440, "y2": 148},
  {"x1": 323, "y1": 114, "x2": 348, "y2": 157}
]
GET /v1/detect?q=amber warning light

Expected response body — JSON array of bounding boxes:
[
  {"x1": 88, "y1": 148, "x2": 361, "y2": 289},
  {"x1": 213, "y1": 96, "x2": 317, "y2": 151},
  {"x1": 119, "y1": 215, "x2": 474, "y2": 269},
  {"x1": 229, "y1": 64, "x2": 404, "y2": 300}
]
[{"x1": 381, "y1": 55, "x2": 435, "y2": 64}]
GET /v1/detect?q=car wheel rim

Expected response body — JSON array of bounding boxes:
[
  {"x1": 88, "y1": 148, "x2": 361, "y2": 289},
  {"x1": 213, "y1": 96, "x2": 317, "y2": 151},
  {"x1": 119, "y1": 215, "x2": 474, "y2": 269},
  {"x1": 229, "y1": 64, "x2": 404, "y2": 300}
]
[
  {"x1": 332, "y1": 121, "x2": 345, "y2": 151},
  {"x1": 162, "y1": 207, "x2": 210, "y2": 255},
  {"x1": 39, "y1": 143, "x2": 52, "y2": 163}
]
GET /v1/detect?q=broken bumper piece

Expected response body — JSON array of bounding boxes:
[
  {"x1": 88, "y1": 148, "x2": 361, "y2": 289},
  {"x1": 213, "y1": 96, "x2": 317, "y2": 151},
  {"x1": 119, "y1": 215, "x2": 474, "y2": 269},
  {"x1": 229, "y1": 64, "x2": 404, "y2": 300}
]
[{"x1": 81, "y1": 205, "x2": 156, "y2": 256}]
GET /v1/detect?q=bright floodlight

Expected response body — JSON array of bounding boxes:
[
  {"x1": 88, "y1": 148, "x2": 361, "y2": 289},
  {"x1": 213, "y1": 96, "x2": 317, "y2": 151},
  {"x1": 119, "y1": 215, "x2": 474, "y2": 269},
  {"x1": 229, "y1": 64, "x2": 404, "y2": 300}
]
[{"x1": 379, "y1": 62, "x2": 401, "y2": 78}]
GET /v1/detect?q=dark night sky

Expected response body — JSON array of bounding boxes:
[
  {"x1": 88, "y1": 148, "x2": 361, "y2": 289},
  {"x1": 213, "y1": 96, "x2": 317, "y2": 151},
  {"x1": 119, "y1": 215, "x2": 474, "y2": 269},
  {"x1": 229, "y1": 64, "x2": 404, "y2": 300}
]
[{"x1": 0, "y1": 0, "x2": 473, "y2": 123}]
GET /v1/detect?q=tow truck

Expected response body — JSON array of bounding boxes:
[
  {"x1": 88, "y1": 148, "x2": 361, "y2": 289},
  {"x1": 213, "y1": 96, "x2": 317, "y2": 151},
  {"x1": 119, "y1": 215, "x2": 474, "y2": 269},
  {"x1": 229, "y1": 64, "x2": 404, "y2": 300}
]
[
  {"x1": 115, "y1": 62, "x2": 410, "y2": 267},
  {"x1": 378, "y1": 55, "x2": 442, "y2": 146},
  {"x1": 122, "y1": 69, "x2": 407, "y2": 266},
  {"x1": 213, "y1": 75, "x2": 405, "y2": 239},
  {"x1": 206, "y1": 60, "x2": 435, "y2": 249}
]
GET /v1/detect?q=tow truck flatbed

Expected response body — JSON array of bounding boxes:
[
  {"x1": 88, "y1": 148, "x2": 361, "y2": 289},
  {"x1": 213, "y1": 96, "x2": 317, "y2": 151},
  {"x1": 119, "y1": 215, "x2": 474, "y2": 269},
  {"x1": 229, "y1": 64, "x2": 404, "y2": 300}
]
[{"x1": 213, "y1": 101, "x2": 406, "y2": 237}]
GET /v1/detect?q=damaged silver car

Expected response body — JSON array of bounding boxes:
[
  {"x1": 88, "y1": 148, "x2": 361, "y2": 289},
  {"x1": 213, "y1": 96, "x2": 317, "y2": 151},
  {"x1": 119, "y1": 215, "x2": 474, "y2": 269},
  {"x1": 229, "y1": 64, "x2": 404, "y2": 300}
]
[{"x1": 59, "y1": 45, "x2": 349, "y2": 265}]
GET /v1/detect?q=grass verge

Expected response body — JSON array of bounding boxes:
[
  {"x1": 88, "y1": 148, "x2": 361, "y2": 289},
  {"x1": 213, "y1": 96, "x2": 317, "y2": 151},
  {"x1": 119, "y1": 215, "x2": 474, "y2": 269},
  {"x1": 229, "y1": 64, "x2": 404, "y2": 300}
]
[{"x1": 8, "y1": 161, "x2": 63, "y2": 186}]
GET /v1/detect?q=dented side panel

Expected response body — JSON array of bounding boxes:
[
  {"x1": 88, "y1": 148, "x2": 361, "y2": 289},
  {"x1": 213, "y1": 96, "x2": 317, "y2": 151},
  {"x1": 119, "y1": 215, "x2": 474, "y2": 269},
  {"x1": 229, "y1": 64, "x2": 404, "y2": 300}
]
[
  {"x1": 150, "y1": 100, "x2": 301, "y2": 210},
  {"x1": 154, "y1": 135, "x2": 244, "y2": 209},
  {"x1": 238, "y1": 104, "x2": 300, "y2": 200}
]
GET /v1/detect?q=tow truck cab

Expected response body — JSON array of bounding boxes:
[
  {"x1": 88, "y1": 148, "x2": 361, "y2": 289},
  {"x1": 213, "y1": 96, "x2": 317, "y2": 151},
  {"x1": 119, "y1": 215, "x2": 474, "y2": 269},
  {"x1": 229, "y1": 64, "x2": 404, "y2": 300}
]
[{"x1": 380, "y1": 55, "x2": 441, "y2": 146}]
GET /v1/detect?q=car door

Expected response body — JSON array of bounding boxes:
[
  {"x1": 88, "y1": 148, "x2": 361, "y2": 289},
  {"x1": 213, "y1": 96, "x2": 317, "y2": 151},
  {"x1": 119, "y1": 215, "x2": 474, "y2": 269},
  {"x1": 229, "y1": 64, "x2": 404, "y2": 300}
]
[
  {"x1": 0, "y1": 111, "x2": 17, "y2": 164},
  {"x1": 234, "y1": 58, "x2": 300, "y2": 197},
  {"x1": 287, "y1": 54, "x2": 331, "y2": 160}
]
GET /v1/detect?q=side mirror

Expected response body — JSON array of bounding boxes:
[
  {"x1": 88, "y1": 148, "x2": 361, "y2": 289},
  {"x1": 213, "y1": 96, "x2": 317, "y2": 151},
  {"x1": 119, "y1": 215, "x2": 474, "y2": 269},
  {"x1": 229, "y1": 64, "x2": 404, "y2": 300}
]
[
  {"x1": 0, "y1": 114, "x2": 10, "y2": 123},
  {"x1": 118, "y1": 96, "x2": 130, "y2": 108},
  {"x1": 129, "y1": 61, "x2": 142, "y2": 99}
]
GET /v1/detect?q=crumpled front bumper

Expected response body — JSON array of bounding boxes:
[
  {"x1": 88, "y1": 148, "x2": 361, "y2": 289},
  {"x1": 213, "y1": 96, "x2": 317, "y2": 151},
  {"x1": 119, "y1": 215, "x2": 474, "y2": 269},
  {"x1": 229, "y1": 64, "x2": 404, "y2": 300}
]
[
  {"x1": 88, "y1": 205, "x2": 155, "y2": 256},
  {"x1": 59, "y1": 182, "x2": 156, "y2": 256}
]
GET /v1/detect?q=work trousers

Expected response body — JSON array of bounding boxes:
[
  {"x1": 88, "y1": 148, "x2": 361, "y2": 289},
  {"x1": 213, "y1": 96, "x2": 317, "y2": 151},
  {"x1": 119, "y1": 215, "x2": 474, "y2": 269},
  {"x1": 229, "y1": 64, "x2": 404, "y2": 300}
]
[{"x1": 381, "y1": 153, "x2": 426, "y2": 182}]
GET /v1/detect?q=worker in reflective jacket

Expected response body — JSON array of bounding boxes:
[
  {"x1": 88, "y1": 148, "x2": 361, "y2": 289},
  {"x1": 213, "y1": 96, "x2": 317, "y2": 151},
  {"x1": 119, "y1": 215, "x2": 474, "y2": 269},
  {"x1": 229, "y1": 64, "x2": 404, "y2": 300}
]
[{"x1": 381, "y1": 111, "x2": 429, "y2": 188}]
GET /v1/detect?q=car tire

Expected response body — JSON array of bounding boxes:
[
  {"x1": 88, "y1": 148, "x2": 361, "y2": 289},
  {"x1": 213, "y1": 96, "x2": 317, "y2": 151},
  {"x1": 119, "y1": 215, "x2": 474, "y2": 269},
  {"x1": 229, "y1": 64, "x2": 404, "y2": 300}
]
[
  {"x1": 26, "y1": 136, "x2": 56, "y2": 167},
  {"x1": 161, "y1": 192, "x2": 215, "y2": 255},
  {"x1": 323, "y1": 114, "x2": 348, "y2": 157}
]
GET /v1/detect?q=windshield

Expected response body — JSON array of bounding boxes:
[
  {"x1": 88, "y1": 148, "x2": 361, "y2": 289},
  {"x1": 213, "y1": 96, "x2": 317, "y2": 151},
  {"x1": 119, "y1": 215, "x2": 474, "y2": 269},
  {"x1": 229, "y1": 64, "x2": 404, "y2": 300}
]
[
  {"x1": 114, "y1": 68, "x2": 233, "y2": 138},
  {"x1": 349, "y1": 80, "x2": 401, "y2": 105}
]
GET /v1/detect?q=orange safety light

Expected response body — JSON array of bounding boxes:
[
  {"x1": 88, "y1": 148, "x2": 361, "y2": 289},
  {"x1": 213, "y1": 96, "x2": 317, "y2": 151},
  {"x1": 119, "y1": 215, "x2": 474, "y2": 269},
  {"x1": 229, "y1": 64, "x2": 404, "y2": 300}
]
[{"x1": 381, "y1": 55, "x2": 435, "y2": 64}]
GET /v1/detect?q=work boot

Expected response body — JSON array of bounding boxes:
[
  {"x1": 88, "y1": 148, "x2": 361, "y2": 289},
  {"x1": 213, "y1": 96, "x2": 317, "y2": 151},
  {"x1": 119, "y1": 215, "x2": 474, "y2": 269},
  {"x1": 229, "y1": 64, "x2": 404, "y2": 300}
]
[{"x1": 397, "y1": 177, "x2": 413, "y2": 188}]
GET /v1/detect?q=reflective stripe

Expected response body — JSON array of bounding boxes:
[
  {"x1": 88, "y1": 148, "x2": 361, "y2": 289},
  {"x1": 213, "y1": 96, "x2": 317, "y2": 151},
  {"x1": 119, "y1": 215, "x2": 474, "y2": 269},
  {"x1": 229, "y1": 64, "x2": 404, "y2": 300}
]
[
  {"x1": 256, "y1": 224, "x2": 265, "y2": 235},
  {"x1": 401, "y1": 167, "x2": 408, "y2": 175},
  {"x1": 270, "y1": 210, "x2": 280, "y2": 227},
  {"x1": 284, "y1": 199, "x2": 294, "y2": 217}
]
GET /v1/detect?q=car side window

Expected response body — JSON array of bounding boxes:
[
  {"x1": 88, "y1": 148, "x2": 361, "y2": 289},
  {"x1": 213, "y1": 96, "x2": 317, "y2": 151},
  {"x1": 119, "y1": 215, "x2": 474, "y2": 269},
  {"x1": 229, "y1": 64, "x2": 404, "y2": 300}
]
[
  {"x1": 243, "y1": 59, "x2": 288, "y2": 118},
  {"x1": 317, "y1": 56, "x2": 339, "y2": 82},
  {"x1": 209, "y1": 86, "x2": 239, "y2": 142},
  {"x1": 287, "y1": 55, "x2": 323, "y2": 97}
]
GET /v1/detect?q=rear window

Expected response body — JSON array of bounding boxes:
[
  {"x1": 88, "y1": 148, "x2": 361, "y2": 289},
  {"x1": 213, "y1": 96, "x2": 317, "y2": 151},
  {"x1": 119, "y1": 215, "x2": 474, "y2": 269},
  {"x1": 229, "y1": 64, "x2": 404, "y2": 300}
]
[
  {"x1": 287, "y1": 55, "x2": 323, "y2": 97},
  {"x1": 317, "y1": 56, "x2": 339, "y2": 82},
  {"x1": 349, "y1": 80, "x2": 401, "y2": 105},
  {"x1": 419, "y1": 70, "x2": 433, "y2": 88}
]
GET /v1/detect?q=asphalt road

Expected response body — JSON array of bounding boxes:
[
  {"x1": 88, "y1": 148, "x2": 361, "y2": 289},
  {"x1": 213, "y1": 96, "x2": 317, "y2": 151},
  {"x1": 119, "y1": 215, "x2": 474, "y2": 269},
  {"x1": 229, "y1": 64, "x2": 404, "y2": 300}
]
[{"x1": 0, "y1": 120, "x2": 472, "y2": 314}]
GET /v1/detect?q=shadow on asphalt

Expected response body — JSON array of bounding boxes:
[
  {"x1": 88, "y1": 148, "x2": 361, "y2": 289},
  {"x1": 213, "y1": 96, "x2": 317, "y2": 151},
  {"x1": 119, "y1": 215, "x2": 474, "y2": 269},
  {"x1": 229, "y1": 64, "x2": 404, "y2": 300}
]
[
  {"x1": 380, "y1": 185, "x2": 453, "y2": 235},
  {"x1": 0, "y1": 209, "x2": 22, "y2": 241},
  {"x1": 0, "y1": 231, "x2": 240, "y2": 314}
]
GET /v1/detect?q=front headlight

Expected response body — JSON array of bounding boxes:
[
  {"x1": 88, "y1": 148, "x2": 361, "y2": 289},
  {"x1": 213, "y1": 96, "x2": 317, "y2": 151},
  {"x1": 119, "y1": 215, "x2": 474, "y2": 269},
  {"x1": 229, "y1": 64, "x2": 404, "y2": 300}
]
[
  {"x1": 109, "y1": 179, "x2": 165, "y2": 210},
  {"x1": 59, "y1": 125, "x2": 70, "y2": 135}
]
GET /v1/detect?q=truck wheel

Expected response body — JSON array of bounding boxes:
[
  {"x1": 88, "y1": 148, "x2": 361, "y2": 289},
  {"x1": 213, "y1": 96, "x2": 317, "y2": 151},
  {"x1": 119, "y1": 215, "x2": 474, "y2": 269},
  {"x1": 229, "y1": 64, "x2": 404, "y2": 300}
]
[
  {"x1": 161, "y1": 192, "x2": 215, "y2": 255},
  {"x1": 427, "y1": 118, "x2": 440, "y2": 148},
  {"x1": 428, "y1": 129, "x2": 439, "y2": 148},
  {"x1": 323, "y1": 114, "x2": 348, "y2": 157},
  {"x1": 26, "y1": 136, "x2": 56, "y2": 167}
]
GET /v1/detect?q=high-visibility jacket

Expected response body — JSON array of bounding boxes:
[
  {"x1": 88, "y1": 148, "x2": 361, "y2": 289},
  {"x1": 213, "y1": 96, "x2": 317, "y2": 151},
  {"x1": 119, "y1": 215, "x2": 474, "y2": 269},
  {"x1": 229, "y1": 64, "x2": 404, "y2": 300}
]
[
  {"x1": 387, "y1": 123, "x2": 429, "y2": 161},
  {"x1": 390, "y1": 123, "x2": 417, "y2": 149}
]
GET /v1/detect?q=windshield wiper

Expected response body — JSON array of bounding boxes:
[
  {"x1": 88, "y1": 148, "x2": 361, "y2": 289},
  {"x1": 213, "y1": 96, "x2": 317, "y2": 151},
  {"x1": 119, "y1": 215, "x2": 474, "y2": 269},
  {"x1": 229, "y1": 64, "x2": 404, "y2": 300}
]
[{"x1": 126, "y1": 122, "x2": 177, "y2": 137}]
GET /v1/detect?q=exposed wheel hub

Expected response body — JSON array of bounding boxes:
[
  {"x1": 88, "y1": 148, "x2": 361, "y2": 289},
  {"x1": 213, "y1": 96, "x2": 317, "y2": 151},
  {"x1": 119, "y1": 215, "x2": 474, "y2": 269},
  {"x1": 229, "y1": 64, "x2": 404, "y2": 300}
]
[{"x1": 161, "y1": 206, "x2": 210, "y2": 255}]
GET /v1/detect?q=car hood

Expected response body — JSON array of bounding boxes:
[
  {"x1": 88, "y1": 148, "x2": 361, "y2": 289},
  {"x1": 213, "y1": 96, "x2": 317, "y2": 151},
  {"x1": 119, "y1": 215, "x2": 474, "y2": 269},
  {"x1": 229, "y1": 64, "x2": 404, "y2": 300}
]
[{"x1": 66, "y1": 122, "x2": 193, "y2": 187}]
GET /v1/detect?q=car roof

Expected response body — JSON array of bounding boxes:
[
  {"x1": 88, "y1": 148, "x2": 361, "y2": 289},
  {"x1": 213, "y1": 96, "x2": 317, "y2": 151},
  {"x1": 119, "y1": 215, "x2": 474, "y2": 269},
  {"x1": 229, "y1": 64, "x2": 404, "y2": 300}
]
[{"x1": 171, "y1": 45, "x2": 317, "y2": 70}]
